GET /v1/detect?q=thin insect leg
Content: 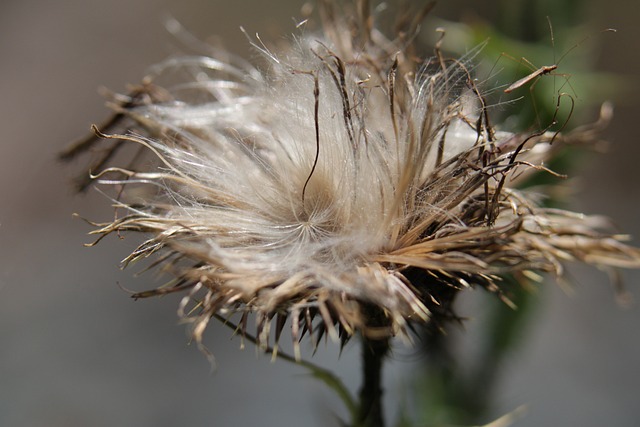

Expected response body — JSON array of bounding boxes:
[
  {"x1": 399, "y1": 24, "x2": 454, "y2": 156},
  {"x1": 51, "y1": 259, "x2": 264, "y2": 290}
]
[
  {"x1": 517, "y1": 55, "x2": 539, "y2": 73},
  {"x1": 498, "y1": 51, "x2": 540, "y2": 92},
  {"x1": 547, "y1": 15, "x2": 557, "y2": 89},
  {"x1": 552, "y1": 72, "x2": 578, "y2": 99},
  {"x1": 527, "y1": 74, "x2": 543, "y2": 128}
]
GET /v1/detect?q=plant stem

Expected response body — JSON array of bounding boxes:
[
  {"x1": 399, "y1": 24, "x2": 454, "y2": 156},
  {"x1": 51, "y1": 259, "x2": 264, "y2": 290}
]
[
  {"x1": 357, "y1": 303, "x2": 391, "y2": 427},
  {"x1": 358, "y1": 334, "x2": 390, "y2": 427}
]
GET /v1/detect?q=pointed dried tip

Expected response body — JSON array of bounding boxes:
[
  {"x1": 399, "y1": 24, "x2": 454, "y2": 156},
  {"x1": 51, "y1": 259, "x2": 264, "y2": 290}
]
[
  {"x1": 482, "y1": 405, "x2": 528, "y2": 427},
  {"x1": 63, "y1": 0, "x2": 640, "y2": 362}
]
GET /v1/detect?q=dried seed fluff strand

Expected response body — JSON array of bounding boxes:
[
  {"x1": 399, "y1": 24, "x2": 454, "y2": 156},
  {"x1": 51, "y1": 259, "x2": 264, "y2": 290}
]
[{"x1": 65, "y1": 1, "x2": 640, "y2": 356}]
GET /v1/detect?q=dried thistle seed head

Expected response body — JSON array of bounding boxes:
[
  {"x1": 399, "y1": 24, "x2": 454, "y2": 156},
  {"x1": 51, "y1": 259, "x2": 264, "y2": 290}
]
[{"x1": 65, "y1": 1, "x2": 640, "y2": 357}]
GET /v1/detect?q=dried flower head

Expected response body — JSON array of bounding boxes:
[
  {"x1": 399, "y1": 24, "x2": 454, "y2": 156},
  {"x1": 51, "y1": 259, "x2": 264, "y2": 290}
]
[{"x1": 63, "y1": 1, "x2": 639, "y2": 358}]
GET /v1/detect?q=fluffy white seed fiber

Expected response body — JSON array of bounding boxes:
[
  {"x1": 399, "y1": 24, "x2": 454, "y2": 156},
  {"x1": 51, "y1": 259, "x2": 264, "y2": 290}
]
[{"x1": 64, "y1": 1, "x2": 640, "y2": 354}]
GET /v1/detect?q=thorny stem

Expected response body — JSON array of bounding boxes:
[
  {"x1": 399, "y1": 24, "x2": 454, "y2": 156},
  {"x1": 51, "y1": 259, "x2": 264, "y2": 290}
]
[{"x1": 358, "y1": 305, "x2": 391, "y2": 427}]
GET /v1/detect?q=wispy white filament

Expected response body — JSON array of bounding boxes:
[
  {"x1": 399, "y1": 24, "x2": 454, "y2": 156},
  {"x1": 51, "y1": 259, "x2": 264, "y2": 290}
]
[{"x1": 69, "y1": 2, "x2": 640, "y2": 350}]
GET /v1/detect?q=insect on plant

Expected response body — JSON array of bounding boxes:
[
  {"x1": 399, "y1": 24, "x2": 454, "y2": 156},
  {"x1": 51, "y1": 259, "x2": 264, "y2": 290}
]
[
  {"x1": 502, "y1": 18, "x2": 616, "y2": 95},
  {"x1": 495, "y1": 18, "x2": 616, "y2": 132},
  {"x1": 503, "y1": 63, "x2": 558, "y2": 93}
]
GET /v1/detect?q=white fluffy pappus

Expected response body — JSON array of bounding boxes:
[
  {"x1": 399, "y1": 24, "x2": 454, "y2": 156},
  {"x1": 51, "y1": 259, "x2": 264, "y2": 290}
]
[{"x1": 63, "y1": 1, "x2": 640, "y2": 357}]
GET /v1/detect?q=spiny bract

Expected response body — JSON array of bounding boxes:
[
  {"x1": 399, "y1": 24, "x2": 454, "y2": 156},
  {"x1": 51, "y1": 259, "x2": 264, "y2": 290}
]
[{"x1": 63, "y1": 0, "x2": 639, "y2": 359}]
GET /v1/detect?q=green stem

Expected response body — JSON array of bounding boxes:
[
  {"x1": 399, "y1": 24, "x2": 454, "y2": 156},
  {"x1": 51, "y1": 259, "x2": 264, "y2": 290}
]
[{"x1": 214, "y1": 314, "x2": 358, "y2": 419}]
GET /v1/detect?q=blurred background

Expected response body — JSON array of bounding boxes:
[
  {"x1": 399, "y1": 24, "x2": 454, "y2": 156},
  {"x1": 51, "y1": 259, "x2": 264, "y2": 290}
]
[{"x1": 1, "y1": 0, "x2": 639, "y2": 426}]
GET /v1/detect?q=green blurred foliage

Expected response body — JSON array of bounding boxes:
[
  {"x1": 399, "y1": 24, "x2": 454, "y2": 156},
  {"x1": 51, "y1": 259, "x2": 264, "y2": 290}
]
[{"x1": 402, "y1": 1, "x2": 618, "y2": 426}]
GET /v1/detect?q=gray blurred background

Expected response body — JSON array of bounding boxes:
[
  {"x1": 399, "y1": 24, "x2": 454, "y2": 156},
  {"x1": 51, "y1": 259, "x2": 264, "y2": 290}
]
[{"x1": 1, "y1": 0, "x2": 639, "y2": 426}]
